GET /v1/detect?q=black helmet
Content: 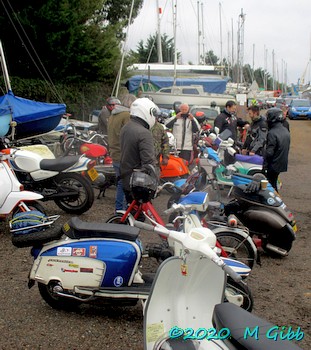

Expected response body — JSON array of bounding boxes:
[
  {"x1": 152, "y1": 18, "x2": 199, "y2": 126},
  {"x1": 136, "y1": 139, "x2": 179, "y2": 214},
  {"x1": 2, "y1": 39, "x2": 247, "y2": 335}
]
[
  {"x1": 130, "y1": 168, "x2": 158, "y2": 202},
  {"x1": 173, "y1": 101, "x2": 182, "y2": 113},
  {"x1": 266, "y1": 108, "x2": 283, "y2": 124}
]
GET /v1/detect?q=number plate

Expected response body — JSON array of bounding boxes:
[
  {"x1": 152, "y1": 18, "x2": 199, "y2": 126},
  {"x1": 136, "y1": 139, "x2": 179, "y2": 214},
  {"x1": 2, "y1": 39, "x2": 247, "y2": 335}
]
[{"x1": 87, "y1": 167, "x2": 99, "y2": 181}]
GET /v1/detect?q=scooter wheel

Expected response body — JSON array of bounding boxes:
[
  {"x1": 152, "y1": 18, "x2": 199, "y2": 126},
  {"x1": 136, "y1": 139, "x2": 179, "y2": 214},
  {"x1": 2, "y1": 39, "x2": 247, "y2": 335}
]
[
  {"x1": 225, "y1": 277, "x2": 253, "y2": 312},
  {"x1": 216, "y1": 231, "x2": 256, "y2": 269},
  {"x1": 11, "y1": 223, "x2": 63, "y2": 248},
  {"x1": 38, "y1": 282, "x2": 82, "y2": 310},
  {"x1": 12, "y1": 200, "x2": 47, "y2": 217},
  {"x1": 106, "y1": 213, "x2": 131, "y2": 225}
]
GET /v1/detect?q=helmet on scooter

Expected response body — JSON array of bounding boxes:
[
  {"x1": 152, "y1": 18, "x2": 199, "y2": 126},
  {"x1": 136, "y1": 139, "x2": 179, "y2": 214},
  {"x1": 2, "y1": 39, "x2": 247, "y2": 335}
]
[
  {"x1": 130, "y1": 165, "x2": 158, "y2": 202},
  {"x1": 130, "y1": 98, "x2": 158, "y2": 129},
  {"x1": 194, "y1": 111, "x2": 206, "y2": 124},
  {"x1": 266, "y1": 108, "x2": 283, "y2": 125}
]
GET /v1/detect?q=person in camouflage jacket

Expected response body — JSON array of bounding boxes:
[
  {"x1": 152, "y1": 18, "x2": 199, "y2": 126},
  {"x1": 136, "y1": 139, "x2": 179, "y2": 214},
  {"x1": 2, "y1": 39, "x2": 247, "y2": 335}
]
[{"x1": 151, "y1": 121, "x2": 170, "y2": 168}]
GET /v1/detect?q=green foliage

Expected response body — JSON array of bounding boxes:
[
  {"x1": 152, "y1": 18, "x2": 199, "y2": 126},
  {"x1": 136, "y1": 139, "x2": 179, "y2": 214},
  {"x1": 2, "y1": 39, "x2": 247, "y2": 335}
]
[
  {"x1": 128, "y1": 33, "x2": 180, "y2": 63},
  {"x1": 203, "y1": 50, "x2": 219, "y2": 65},
  {"x1": 0, "y1": 0, "x2": 142, "y2": 83}
]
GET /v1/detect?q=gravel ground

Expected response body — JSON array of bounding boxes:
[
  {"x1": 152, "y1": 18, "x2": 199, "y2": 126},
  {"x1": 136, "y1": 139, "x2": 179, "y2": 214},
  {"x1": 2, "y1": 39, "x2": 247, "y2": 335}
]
[{"x1": 0, "y1": 120, "x2": 310, "y2": 350}]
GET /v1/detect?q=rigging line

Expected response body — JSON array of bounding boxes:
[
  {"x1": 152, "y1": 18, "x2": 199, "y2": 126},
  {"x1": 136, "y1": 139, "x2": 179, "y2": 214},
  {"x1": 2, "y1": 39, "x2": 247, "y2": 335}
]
[{"x1": 1, "y1": 0, "x2": 64, "y2": 103}]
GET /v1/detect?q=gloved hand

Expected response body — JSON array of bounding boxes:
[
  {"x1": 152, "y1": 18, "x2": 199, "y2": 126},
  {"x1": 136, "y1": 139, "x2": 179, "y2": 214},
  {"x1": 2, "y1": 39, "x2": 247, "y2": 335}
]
[{"x1": 244, "y1": 180, "x2": 260, "y2": 193}]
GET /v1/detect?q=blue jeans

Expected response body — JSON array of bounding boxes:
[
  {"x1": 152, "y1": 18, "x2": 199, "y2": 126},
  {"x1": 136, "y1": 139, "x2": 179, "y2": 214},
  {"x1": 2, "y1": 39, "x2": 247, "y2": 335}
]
[{"x1": 113, "y1": 162, "x2": 126, "y2": 211}]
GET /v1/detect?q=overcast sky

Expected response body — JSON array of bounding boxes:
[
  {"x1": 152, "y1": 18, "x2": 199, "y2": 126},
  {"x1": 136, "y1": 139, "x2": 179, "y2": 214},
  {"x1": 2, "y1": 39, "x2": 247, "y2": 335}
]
[{"x1": 125, "y1": 0, "x2": 311, "y2": 85}]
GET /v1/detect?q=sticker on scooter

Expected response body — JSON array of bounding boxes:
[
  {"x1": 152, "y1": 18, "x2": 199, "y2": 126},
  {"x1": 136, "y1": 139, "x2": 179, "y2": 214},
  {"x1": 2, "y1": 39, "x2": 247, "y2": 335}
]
[
  {"x1": 72, "y1": 248, "x2": 86, "y2": 256},
  {"x1": 57, "y1": 247, "x2": 72, "y2": 256},
  {"x1": 267, "y1": 198, "x2": 276, "y2": 205},
  {"x1": 89, "y1": 246, "x2": 97, "y2": 258},
  {"x1": 114, "y1": 276, "x2": 124, "y2": 287}
]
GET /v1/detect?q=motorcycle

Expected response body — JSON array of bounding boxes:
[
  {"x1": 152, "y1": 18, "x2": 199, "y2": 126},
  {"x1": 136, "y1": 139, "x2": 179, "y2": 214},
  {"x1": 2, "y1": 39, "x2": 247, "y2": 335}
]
[
  {"x1": 0, "y1": 139, "x2": 97, "y2": 215},
  {"x1": 137, "y1": 221, "x2": 302, "y2": 350},
  {"x1": 223, "y1": 173, "x2": 297, "y2": 256},
  {"x1": 60, "y1": 122, "x2": 116, "y2": 198}
]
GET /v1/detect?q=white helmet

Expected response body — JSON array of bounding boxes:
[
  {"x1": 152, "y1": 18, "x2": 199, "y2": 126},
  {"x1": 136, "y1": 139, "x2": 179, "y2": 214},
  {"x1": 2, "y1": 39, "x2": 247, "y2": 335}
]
[{"x1": 130, "y1": 98, "x2": 158, "y2": 129}]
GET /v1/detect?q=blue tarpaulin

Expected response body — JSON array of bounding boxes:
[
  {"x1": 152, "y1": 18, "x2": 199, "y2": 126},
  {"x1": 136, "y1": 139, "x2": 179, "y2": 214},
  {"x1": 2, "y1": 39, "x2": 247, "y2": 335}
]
[
  {"x1": 125, "y1": 75, "x2": 228, "y2": 94},
  {"x1": 0, "y1": 90, "x2": 66, "y2": 139}
]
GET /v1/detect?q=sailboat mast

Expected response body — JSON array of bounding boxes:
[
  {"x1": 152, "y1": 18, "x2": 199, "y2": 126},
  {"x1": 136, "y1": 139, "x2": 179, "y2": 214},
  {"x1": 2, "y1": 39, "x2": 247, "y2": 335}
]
[
  {"x1": 173, "y1": 0, "x2": 177, "y2": 85},
  {"x1": 0, "y1": 40, "x2": 12, "y2": 92},
  {"x1": 156, "y1": 0, "x2": 163, "y2": 63}
]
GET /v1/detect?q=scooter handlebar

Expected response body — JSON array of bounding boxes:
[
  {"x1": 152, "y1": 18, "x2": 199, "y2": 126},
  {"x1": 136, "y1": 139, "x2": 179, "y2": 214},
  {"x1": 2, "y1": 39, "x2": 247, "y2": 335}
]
[
  {"x1": 164, "y1": 202, "x2": 185, "y2": 215},
  {"x1": 222, "y1": 264, "x2": 242, "y2": 282},
  {"x1": 133, "y1": 220, "x2": 170, "y2": 237}
]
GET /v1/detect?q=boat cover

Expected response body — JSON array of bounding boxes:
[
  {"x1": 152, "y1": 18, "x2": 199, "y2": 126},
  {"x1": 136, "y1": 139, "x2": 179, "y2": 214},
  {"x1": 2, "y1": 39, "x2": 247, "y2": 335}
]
[
  {"x1": 126, "y1": 75, "x2": 228, "y2": 94},
  {"x1": 0, "y1": 90, "x2": 66, "y2": 139}
]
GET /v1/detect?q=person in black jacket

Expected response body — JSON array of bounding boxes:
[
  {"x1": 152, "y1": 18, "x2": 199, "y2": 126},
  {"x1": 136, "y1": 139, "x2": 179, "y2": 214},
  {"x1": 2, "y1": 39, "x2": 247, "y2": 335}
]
[
  {"x1": 120, "y1": 98, "x2": 158, "y2": 204},
  {"x1": 214, "y1": 100, "x2": 248, "y2": 143},
  {"x1": 264, "y1": 108, "x2": 290, "y2": 190},
  {"x1": 242, "y1": 105, "x2": 268, "y2": 156}
]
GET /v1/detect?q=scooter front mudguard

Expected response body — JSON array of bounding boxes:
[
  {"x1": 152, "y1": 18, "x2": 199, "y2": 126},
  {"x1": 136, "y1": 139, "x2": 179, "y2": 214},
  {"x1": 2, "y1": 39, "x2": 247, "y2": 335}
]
[
  {"x1": 0, "y1": 191, "x2": 43, "y2": 215},
  {"x1": 29, "y1": 237, "x2": 142, "y2": 291}
]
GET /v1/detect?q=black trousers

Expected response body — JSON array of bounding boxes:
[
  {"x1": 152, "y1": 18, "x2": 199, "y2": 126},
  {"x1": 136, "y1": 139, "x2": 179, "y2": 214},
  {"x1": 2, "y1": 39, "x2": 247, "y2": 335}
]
[{"x1": 266, "y1": 170, "x2": 279, "y2": 191}]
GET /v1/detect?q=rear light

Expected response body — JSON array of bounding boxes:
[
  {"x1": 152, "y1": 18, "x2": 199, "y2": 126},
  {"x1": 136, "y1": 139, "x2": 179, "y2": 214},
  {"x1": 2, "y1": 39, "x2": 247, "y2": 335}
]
[{"x1": 87, "y1": 159, "x2": 96, "y2": 170}]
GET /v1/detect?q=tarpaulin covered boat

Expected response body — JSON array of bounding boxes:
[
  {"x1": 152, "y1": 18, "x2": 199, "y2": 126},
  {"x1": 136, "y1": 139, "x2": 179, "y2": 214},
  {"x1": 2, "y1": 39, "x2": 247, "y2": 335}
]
[{"x1": 0, "y1": 90, "x2": 66, "y2": 139}]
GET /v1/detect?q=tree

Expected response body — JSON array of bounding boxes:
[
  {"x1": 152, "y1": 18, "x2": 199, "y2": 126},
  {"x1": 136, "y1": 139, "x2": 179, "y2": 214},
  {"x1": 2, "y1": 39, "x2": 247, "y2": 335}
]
[
  {"x1": 0, "y1": 0, "x2": 143, "y2": 83},
  {"x1": 129, "y1": 33, "x2": 180, "y2": 64},
  {"x1": 203, "y1": 50, "x2": 219, "y2": 65}
]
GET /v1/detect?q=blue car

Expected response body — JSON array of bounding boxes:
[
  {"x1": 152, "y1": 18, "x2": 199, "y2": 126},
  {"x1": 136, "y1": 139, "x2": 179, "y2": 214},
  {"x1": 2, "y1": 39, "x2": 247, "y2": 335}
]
[{"x1": 288, "y1": 99, "x2": 311, "y2": 120}]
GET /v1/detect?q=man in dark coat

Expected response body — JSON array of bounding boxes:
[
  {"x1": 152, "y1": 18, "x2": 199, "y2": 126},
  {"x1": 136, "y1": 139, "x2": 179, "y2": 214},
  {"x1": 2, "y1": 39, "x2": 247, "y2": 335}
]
[
  {"x1": 214, "y1": 100, "x2": 248, "y2": 143},
  {"x1": 264, "y1": 108, "x2": 290, "y2": 190},
  {"x1": 120, "y1": 98, "x2": 158, "y2": 204},
  {"x1": 242, "y1": 105, "x2": 268, "y2": 156}
]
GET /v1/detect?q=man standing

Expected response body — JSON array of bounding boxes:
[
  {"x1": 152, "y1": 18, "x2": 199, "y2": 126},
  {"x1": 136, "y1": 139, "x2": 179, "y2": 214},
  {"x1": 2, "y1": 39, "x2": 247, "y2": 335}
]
[
  {"x1": 165, "y1": 103, "x2": 200, "y2": 162},
  {"x1": 241, "y1": 105, "x2": 268, "y2": 156},
  {"x1": 107, "y1": 94, "x2": 136, "y2": 211},
  {"x1": 214, "y1": 100, "x2": 247, "y2": 143},
  {"x1": 151, "y1": 119, "x2": 170, "y2": 169},
  {"x1": 264, "y1": 108, "x2": 290, "y2": 191},
  {"x1": 120, "y1": 98, "x2": 158, "y2": 204},
  {"x1": 98, "y1": 96, "x2": 121, "y2": 134}
]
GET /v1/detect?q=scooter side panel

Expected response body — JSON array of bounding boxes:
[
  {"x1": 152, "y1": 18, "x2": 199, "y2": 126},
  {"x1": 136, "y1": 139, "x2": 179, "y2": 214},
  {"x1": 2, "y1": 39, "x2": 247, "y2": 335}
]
[
  {"x1": 31, "y1": 256, "x2": 105, "y2": 289},
  {"x1": 32, "y1": 239, "x2": 141, "y2": 289}
]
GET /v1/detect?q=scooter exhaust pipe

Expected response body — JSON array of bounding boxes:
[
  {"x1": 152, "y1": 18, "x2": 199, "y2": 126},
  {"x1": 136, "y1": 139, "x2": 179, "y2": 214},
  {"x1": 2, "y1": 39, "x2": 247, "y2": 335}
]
[{"x1": 265, "y1": 243, "x2": 288, "y2": 256}]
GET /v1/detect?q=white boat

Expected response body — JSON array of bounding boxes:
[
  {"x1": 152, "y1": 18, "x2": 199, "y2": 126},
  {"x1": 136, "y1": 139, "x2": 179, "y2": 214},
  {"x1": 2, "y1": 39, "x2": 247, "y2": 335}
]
[{"x1": 141, "y1": 84, "x2": 235, "y2": 109}]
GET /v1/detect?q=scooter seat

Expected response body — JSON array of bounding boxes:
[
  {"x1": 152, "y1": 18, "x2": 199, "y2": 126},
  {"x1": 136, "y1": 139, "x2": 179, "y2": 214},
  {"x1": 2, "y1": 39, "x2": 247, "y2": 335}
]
[
  {"x1": 235, "y1": 154, "x2": 263, "y2": 165},
  {"x1": 40, "y1": 155, "x2": 81, "y2": 171},
  {"x1": 62, "y1": 217, "x2": 140, "y2": 242},
  {"x1": 213, "y1": 303, "x2": 302, "y2": 350}
]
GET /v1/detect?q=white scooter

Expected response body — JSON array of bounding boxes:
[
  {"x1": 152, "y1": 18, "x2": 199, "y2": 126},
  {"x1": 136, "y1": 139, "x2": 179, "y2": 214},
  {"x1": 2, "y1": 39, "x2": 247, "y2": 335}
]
[
  {"x1": 136, "y1": 221, "x2": 303, "y2": 350},
  {"x1": 0, "y1": 150, "x2": 43, "y2": 218},
  {"x1": 1, "y1": 150, "x2": 60, "y2": 244}
]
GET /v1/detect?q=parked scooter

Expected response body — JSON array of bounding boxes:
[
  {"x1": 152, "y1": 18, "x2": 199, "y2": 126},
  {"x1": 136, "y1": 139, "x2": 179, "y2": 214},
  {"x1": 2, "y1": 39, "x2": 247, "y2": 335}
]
[
  {"x1": 0, "y1": 139, "x2": 96, "y2": 214},
  {"x1": 140, "y1": 220, "x2": 303, "y2": 350},
  {"x1": 24, "y1": 215, "x2": 251, "y2": 313},
  {"x1": 0, "y1": 149, "x2": 43, "y2": 219},
  {"x1": 223, "y1": 173, "x2": 297, "y2": 256}
]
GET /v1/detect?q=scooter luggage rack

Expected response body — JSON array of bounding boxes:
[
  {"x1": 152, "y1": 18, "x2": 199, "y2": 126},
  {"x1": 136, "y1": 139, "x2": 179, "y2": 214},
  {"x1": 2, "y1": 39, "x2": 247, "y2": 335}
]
[{"x1": 9, "y1": 215, "x2": 60, "y2": 233}]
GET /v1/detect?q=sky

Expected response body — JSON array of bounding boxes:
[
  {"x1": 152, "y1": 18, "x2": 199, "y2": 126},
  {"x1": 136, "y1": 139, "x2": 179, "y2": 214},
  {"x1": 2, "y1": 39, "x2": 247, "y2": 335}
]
[{"x1": 125, "y1": 0, "x2": 311, "y2": 86}]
